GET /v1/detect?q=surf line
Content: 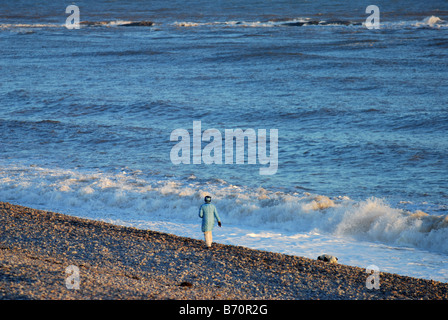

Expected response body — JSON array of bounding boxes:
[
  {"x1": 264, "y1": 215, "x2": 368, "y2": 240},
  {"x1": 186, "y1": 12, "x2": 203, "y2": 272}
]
[{"x1": 170, "y1": 121, "x2": 278, "y2": 175}]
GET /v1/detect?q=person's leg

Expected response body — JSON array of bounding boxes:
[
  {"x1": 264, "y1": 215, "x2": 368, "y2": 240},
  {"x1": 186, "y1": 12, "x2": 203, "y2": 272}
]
[{"x1": 204, "y1": 231, "x2": 212, "y2": 247}]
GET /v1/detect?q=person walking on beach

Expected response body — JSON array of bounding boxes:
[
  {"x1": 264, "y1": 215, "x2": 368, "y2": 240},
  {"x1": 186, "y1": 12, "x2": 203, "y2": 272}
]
[{"x1": 198, "y1": 195, "x2": 221, "y2": 248}]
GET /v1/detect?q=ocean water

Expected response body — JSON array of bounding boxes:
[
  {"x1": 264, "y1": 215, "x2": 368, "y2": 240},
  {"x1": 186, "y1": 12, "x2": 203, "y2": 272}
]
[{"x1": 1, "y1": 0, "x2": 447, "y2": 282}]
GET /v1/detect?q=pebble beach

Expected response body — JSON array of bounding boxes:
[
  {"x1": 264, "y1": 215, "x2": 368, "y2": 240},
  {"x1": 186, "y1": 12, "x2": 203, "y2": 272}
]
[{"x1": 0, "y1": 201, "x2": 447, "y2": 300}]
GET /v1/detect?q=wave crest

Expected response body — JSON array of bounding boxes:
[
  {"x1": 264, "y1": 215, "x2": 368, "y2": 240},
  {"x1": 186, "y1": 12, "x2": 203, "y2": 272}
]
[
  {"x1": 414, "y1": 16, "x2": 445, "y2": 27},
  {"x1": 0, "y1": 163, "x2": 446, "y2": 254}
]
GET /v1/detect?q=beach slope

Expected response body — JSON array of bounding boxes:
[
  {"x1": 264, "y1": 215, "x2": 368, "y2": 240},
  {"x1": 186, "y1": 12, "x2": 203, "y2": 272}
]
[{"x1": 0, "y1": 202, "x2": 446, "y2": 300}]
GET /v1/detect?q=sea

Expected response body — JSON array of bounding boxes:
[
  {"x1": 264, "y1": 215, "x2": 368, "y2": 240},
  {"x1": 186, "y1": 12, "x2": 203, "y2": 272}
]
[{"x1": 1, "y1": 0, "x2": 447, "y2": 283}]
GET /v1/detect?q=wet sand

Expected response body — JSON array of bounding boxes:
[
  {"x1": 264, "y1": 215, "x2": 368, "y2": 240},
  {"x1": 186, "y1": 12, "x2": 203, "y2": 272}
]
[{"x1": 0, "y1": 202, "x2": 447, "y2": 300}]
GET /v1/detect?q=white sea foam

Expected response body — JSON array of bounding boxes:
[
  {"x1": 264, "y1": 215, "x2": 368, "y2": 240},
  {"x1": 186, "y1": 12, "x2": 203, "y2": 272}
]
[
  {"x1": 0, "y1": 20, "x2": 151, "y2": 30},
  {"x1": 0, "y1": 23, "x2": 62, "y2": 29},
  {"x1": 173, "y1": 20, "x2": 277, "y2": 28},
  {"x1": 1, "y1": 163, "x2": 447, "y2": 252},
  {"x1": 0, "y1": 163, "x2": 447, "y2": 281},
  {"x1": 172, "y1": 16, "x2": 448, "y2": 30}
]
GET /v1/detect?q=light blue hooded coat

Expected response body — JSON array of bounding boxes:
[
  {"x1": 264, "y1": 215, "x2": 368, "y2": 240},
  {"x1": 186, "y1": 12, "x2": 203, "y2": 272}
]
[{"x1": 198, "y1": 203, "x2": 221, "y2": 232}]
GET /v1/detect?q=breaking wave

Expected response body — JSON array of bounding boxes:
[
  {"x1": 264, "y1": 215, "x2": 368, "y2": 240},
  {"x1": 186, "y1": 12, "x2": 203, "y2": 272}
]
[
  {"x1": 414, "y1": 15, "x2": 446, "y2": 27},
  {"x1": 0, "y1": 20, "x2": 154, "y2": 29},
  {"x1": 1, "y1": 163, "x2": 447, "y2": 255},
  {"x1": 172, "y1": 16, "x2": 448, "y2": 29},
  {"x1": 172, "y1": 18, "x2": 362, "y2": 28}
]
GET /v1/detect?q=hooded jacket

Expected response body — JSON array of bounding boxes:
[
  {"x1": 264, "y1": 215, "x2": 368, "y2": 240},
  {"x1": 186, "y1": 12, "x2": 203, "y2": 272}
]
[{"x1": 198, "y1": 203, "x2": 221, "y2": 232}]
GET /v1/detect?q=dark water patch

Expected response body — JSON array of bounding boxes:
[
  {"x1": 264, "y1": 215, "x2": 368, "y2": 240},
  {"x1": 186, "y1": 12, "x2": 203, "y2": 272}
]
[
  {"x1": 36, "y1": 119, "x2": 61, "y2": 124},
  {"x1": 70, "y1": 49, "x2": 167, "y2": 58}
]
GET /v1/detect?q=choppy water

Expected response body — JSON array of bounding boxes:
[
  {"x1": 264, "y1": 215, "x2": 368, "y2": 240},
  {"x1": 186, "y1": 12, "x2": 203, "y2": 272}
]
[{"x1": 1, "y1": 0, "x2": 447, "y2": 282}]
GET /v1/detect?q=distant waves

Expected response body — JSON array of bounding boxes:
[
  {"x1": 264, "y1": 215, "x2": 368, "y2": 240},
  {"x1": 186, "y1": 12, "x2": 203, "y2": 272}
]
[{"x1": 1, "y1": 16, "x2": 446, "y2": 30}]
